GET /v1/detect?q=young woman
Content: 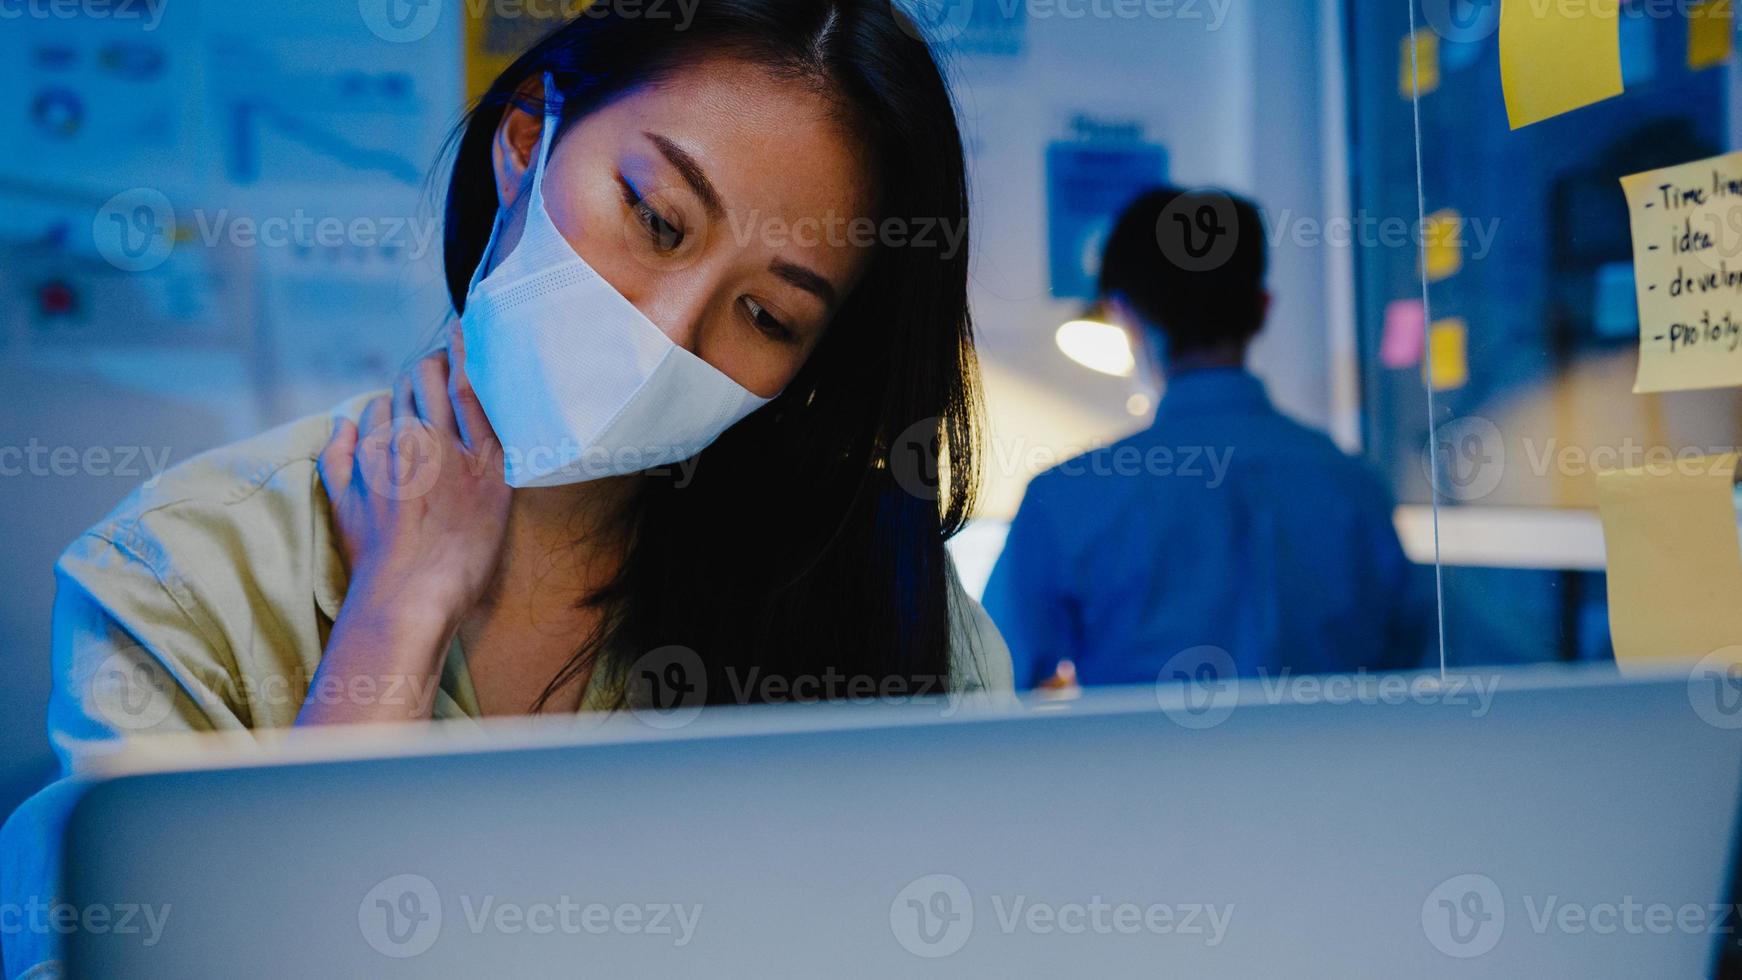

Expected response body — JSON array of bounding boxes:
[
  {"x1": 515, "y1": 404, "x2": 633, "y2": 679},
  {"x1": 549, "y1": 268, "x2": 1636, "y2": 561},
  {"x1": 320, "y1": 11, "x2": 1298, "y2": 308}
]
[
  {"x1": 4, "y1": 3, "x2": 1009, "y2": 972},
  {"x1": 56, "y1": 0, "x2": 1008, "y2": 741}
]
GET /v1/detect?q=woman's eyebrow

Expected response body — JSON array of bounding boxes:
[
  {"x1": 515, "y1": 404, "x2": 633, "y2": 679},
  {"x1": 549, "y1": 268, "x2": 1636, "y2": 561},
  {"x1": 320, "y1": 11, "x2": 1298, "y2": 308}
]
[
  {"x1": 643, "y1": 131, "x2": 724, "y2": 219},
  {"x1": 770, "y1": 259, "x2": 837, "y2": 308}
]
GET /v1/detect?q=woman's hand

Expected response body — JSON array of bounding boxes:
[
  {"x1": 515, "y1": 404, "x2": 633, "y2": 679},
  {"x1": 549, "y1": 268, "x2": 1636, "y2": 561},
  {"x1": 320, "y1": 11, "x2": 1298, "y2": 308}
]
[
  {"x1": 320, "y1": 324, "x2": 512, "y2": 619},
  {"x1": 299, "y1": 323, "x2": 510, "y2": 725}
]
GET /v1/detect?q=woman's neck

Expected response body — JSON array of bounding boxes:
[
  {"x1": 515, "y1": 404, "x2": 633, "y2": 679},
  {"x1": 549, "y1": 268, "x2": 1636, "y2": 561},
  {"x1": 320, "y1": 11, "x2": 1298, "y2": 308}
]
[
  {"x1": 476, "y1": 474, "x2": 640, "y2": 612},
  {"x1": 457, "y1": 474, "x2": 641, "y2": 716}
]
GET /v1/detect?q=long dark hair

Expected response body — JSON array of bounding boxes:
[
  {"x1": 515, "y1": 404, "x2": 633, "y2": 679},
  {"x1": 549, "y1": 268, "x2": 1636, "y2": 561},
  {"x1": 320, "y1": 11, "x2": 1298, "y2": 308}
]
[{"x1": 441, "y1": 0, "x2": 982, "y2": 708}]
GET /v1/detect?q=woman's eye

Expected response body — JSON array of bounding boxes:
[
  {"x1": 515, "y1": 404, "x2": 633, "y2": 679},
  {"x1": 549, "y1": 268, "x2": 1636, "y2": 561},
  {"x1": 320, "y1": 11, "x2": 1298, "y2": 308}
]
[
  {"x1": 743, "y1": 298, "x2": 798, "y2": 345},
  {"x1": 618, "y1": 177, "x2": 683, "y2": 252}
]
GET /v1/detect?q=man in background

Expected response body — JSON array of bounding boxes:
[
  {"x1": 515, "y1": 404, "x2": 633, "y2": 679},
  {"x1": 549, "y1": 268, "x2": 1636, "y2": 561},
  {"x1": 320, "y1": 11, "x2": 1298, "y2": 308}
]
[{"x1": 983, "y1": 187, "x2": 1430, "y2": 689}]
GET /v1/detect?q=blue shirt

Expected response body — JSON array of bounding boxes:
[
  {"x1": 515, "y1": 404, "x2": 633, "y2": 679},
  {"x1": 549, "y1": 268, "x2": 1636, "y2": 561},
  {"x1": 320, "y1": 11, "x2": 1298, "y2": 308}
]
[{"x1": 983, "y1": 368, "x2": 1430, "y2": 689}]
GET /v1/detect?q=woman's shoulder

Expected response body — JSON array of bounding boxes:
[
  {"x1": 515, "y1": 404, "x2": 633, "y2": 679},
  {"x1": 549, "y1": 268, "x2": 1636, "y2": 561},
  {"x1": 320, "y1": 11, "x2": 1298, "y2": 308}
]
[
  {"x1": 88, "y1": 391, "x2": 380, "y2": 533},
  {"x1": 944, "y1": 556, "x2": 1015, "y2": 694},
  {"x1": 55, "y1": 391, "x2": 385, "y2": 659}
]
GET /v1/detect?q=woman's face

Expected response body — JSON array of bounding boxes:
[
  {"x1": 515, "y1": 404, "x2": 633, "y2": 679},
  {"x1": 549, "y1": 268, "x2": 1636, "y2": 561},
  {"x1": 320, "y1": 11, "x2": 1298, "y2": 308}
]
[{"x1": 489, "y1": 57, "x2": 877, "y2": 399}]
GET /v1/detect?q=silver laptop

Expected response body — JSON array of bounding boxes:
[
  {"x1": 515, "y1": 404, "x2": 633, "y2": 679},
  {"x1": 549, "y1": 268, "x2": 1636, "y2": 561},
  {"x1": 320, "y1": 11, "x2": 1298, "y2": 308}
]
[{"x1": 60, "y1": 666, "x2": 1742, "y2": 978}]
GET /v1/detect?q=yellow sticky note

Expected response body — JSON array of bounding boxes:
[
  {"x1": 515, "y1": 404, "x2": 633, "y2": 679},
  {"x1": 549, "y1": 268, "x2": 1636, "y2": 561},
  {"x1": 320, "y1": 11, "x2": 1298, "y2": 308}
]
[
  {"x1": 1422, "y1": 208, "x2": 1464, "y2": 282},
  {"x1": 1500, "y1": 0, "x2": 1624, "y2": 129},
  {"x1": 1401, "y1": 31, "x2": 1441, "y2": 99},
  {"x1": 1689, "y1": 0, "x2": 1735, "y2": 69},
  {"x1": 1596, "y1": 453, "x2": 1742, "y2": 665},
  {"x1": 1620, "y1": 150, "x2": 1742, "y2": 393},
  {"x1": 1425, "y1": 318, "x2": 1468, "y2": 391}
]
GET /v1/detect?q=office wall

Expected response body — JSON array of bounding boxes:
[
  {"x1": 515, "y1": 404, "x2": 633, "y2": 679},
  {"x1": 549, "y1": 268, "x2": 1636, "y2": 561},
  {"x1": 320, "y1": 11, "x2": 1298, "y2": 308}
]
[
  {"x1": 959, "y1": 0, "x2": 1351, "y2": 520},
  {"x1": 0, "y1": 1, "x2": 1348, "y2": 817}
]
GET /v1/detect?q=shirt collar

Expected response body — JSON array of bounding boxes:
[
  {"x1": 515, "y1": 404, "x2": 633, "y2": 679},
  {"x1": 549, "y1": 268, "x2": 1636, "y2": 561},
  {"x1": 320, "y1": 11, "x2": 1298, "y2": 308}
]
[{"x1": 1153, "y1": 367, "x2": 1272, "y2": 420}]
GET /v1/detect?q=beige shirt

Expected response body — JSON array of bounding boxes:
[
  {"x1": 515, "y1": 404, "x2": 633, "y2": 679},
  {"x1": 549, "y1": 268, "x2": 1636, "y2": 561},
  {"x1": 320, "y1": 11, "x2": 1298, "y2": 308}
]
[
  {"x1": 0, "y1": 393, "x2": 1011, "y2": 979},
  {"x1": 44, "y1": 391, "x2": 1012, "y2": 762}
]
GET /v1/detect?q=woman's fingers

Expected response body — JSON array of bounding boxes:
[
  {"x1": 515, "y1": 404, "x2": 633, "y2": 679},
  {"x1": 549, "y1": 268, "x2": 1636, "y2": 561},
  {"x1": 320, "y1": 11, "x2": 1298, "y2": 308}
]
[
  {"x1": 357, "y1": 394, "x2": 392, "y2": 471},
  {"x1": 392, "y1": 369, "x2": 417, "y2": 425},
  {"x1": 358, "y1": 391, "x2": 390, "y2": 442},
  {"x1": 411, "y1": 351, "x2": 455, "y2": 433},
  {"x1": 318, "y1": 416, "x2": 359, "y2": 502},
  {"x1": 446, "y1": 321, "x2": 500, "y2": 455}
]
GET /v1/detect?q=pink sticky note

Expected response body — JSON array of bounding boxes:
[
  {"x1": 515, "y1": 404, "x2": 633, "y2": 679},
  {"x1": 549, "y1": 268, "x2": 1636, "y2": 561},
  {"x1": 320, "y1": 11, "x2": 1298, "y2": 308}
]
[{"x1": 1381, "y1": 299, "x2": 1427, "y2": 369}]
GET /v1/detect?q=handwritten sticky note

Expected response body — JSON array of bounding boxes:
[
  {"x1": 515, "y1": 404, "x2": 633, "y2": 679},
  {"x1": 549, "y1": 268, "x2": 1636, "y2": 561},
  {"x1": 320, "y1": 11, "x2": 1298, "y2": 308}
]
[
  {"x1": 1500, "y1": 0, "x2": 1624, "y2": 129},
  {"x1": 1620, "y1": 151, "x2": 1742, "y2": 393},
  {"x1": 1382, "y1": 299, "x2": 1427, "y2": 368},
  {"x1": 1596, "y1": 452, "x2": 1742, "y2": 665},
  {"x1": 1688, "y1": 0, "x2": 1734, "y2": 69},
  {"x1": 1401, "y1": 31, "x2": 1441, "y2": 98},
  {"x1": 1422, "y1": 209, "x2": 1465, "y2": 282},
  {"x1": 1425, "y1": 318, "x2": 1469, "y2": 391}
]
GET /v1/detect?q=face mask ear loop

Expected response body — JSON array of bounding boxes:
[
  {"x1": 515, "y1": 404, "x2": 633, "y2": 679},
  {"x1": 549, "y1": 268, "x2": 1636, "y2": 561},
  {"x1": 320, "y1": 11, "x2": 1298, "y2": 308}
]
[
  {"x1": 526, "y1": 71, "x2": 563, "y2": 219},
  {"x1": 466, "y1": 73, "x2": 566, "y2": 298}
]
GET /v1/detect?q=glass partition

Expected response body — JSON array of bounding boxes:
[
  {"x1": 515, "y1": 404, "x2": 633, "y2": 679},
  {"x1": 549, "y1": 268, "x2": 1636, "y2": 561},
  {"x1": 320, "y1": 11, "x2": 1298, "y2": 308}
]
[{"x1": 1374, "y1": 0, "x2": 1742, "y2": 672}]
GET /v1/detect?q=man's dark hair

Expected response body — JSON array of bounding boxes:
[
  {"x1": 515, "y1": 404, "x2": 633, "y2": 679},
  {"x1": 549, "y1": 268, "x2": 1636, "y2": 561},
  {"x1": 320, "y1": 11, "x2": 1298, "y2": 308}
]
[{"x1": 1097, "y1": 186, "x2": 1268, "y2": 357}]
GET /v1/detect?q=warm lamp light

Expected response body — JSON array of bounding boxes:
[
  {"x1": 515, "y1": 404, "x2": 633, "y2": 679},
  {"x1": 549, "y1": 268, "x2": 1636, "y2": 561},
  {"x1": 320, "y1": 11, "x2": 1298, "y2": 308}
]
[{"x1": 1054, "y1": 318, "x2": 1135, "y2": 377}]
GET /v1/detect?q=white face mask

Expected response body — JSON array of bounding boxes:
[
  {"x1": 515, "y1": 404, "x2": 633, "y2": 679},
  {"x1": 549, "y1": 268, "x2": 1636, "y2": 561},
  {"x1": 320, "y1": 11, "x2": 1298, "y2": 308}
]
[{"x1": 460, "y1": 73, "x2": 775, "y2": 488}]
